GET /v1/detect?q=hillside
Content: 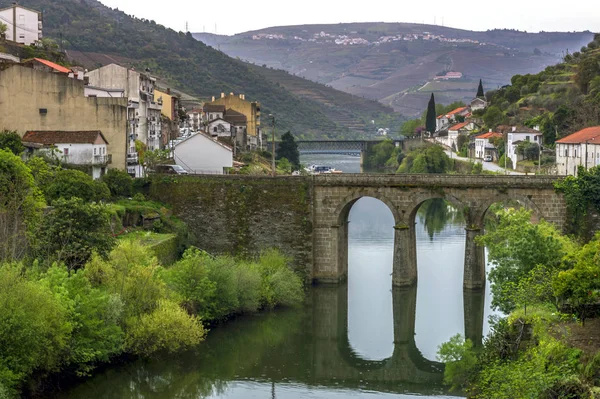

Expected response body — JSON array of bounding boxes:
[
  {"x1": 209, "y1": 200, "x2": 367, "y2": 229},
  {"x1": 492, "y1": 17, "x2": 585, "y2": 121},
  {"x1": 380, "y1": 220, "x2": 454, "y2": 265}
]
[
  {"x1": 477, "y1": 34, "x2": 600, "y2": 145},
  {"x1": 0, "y1": 0, "x2": 400, "y2": 139},
  {"x1": 194, "y1": 23, "x2": 594, "y2": 117}
]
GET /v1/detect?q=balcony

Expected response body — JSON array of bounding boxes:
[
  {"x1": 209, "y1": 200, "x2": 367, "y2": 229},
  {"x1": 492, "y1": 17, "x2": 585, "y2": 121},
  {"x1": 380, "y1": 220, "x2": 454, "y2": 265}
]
[
  {"x1": 127, "y1": 153, "x2": 139, "y2": 164},
  {"x1": 148, "y1": 101, "x2": 162, "y2": 111},
  {"x1": 93, "y1": 155, "x2": 111, "y2": 165}
]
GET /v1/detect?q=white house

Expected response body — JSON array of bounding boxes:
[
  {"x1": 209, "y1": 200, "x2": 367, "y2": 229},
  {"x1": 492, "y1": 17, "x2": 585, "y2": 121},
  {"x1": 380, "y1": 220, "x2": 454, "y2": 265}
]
[
  {"x1": 22, "y1": 131, "x2": 110, "y2": 179},
  {"x1": 506, "y1": 127, "x2": 543, "y2": 169},
  {"x1": 474, "y1": 131, "x2": 502, "y2": 160},
  {"x1": 471, "y1": 97, "x2": 488, "y2": 112},
  {"x1": 173, "y1": 132, "x2": 233, "y2": 174},
  {"x1": 0, "y1": 4, "x2": 42, "y2": 45},
  {"x1": 555, "y1": 126, "x2": 600, "y2": 176},
  {"x1": 436, "y1": 106, "x2": 469, "y2": 132},
  {"x1": 448, "y1": 121, "x2": 479, "y2": 150},
  {"x1": 207, "y1": 118, "x2": 232, "y2": 138}
]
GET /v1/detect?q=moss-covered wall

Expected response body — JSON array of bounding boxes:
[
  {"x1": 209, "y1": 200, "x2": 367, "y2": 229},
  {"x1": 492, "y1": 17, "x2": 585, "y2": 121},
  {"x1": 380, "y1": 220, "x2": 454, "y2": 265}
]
[{"x1": 149, "y1": 175, "x2": 313, "y2": 278}]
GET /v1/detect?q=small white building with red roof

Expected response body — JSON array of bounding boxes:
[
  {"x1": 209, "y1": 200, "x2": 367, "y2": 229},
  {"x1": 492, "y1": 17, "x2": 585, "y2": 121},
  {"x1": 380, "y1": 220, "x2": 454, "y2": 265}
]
[
  {"x1": 436, "y1": 106, "x2": 470, "y2": 132},
  {"x1": 556, "y1": 126, "x2": 600, "y2": 176},
  {"x1": 474, "y1": 131, "x2": 503, "y2": 160}
]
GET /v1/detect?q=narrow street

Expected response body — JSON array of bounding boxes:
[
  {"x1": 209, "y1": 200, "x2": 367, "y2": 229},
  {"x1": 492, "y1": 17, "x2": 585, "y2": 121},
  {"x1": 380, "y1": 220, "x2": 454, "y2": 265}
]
[{"x1": 444, "y1": 150, "x2": 525, "y2": 175}]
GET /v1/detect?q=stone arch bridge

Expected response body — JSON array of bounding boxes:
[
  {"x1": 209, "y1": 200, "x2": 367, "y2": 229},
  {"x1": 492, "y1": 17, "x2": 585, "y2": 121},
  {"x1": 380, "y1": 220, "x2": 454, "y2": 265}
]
[{"x1": 149, "y1": 174, "x2": 566, "y2": 289}]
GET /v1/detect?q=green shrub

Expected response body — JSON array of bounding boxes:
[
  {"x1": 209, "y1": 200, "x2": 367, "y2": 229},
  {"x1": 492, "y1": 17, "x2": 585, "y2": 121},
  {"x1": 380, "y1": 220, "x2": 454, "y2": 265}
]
[
  {"x1": 125, "y1": 299, "x2": 206, "y2": 356},
  {"x1": 101, "y1": 169, "x2": 133, "y2": 198},
  {"x1": 0, "y1": 265, "x2": 70, "y2": 394},
  {"x1": 133, "y1": 193, "x2": 146, "y2": 201},
  {"x1": 498, "y1": 154, "x2": 513, "y2": 170},
  {"x1": 45, "y1": 169, "x2": 110, "y2": 202},
  {"x1": 256, "y1": 249, "x2": 304, "y2": 308},
  {"x1": 437, "y1": 334, "x2": 478, "y2": 391}
]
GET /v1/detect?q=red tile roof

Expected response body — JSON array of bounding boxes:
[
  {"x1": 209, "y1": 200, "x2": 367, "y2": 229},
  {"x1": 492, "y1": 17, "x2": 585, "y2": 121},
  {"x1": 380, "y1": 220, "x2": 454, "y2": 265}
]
[
  {"x1": 449, "y1": 122, "x2": 469, "y2": 131},
  {"x1": 203, "y1": 104, "x2": 226, "y2": 113},
  {"x1": 437, "y1": 106, "x2": 468, "y2": 120},
  {"x1": 32, "y1": 58, "x2": 71, "y2": 74},
  {"x1": 556, "y1": 126, "x2": 600, "y2": 144},
  {"x1": 23, "y1": 131, "x2": 108, "y2": 145},
  {"x1": 477, "y1": 132, "x2": 503, "y2": 139}
]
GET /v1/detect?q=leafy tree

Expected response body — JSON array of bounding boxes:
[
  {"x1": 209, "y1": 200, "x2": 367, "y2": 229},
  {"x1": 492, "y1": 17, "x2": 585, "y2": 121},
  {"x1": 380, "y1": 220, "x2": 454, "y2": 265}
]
[
  {"x1": 482, "y1": 106, "x2": 506, "y2": 129},
  {"x1": 0, "y1": 150, "x2": 43, "y2": 262},
  {"x1": 365, "y1": 139, "x2": 396, "y2": 169},
  {"x1": 437, "y1": 334, "x2": 478, "y2": 391},
  {"x1": 516, "y1": 141, "x2": 540, "y2": 161},
  {"x1": 45, "y1": 169, "x2": 110, "y2": 203},
  {"x1": 475, "y1": 208, "x2": 573, "y2": 313},
  {"x1": 143, "y1": 149, "x2": 171, "y2": 172},
  {"x1": 276, "y1": 131, "x2": 300, "y2": 169},
  {"x1": 426, "y1": 93, "x2": 437, "y2": 134},
  {"x1": 575, "y1": 55, "x2": 600, "y2": 94},
  {"x1": 498, "y1": 154, "x2": 513, "y2": 170},
  {"x1": 276, "y1": 157, "x2": 292, "y2": 174},
  {"x1": 0, "y1": 265, "x2": 70, "y2": 394},
  {"x1": 32, "y1": 197, "x2": 116, "y2": 270},
  {"x1": 0, "y1": 130, "x2": 24, "y2": 155},
  {"x1": 476, "y1": 79, "x2": 485, "y2": 98},
  {"x1": 101, "y1": 169, "x2": 133, "y2": 198},
  {"x1": 0, "y1": 21, "x2": 6, "y2": 36}
]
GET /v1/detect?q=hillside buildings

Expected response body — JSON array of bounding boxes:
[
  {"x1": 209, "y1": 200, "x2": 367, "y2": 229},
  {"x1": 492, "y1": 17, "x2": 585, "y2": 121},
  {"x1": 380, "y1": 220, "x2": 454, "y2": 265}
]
[
  {"x1": 0, "y1": 4, "x2": 42, "y2": 45},
  {"x1": 474, "y1": 131, "x2": 502, "y2": 160},
  {"x1": 0, "y1": 64, "x2": 129, "y2": 170},
  {"x1": 556, "y1": 126, "x2": 600, "y2": 176},
  {"x1": 206, "y1": 93, "x2": 262, "y2": 150},
  {"x1": 87, "y1": 64, "x2": 163, "y2": 177},
  {"x1": 506, "y1": 126, "x2": 543, "y2": 169}
]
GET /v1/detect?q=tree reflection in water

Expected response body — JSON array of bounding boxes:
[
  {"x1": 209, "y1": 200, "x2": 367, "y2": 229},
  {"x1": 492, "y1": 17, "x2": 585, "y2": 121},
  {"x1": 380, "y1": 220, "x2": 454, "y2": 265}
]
[{"x1": 417, "y1": 199, "x2": 465, "y2": 240}]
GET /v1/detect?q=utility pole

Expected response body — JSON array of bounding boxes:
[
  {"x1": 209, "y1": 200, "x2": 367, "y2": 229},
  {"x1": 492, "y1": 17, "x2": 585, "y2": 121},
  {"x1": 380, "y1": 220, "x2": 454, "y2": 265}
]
[
  {"x1": 538, "y1": 142, "x2": 541, "y2": 175},
  {"x1": 270, "y1": 114, "x2": 276, "y2": 177},
  {"x1": 504, "y1": 133, "x2": 508, "y2": 174}
]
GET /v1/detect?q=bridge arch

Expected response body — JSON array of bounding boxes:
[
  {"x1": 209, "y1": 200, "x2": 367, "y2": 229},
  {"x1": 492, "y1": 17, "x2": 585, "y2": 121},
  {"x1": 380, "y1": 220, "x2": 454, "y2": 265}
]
[{"x1": 475, "y1": 193, "x2": 544, "y2": 227}]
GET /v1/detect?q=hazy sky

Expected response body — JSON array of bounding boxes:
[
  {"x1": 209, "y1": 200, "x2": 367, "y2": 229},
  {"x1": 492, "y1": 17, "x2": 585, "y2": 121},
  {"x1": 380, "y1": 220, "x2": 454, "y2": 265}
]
[{"x1": 99, "y1": 0, "x2": 598, "y2": 36}]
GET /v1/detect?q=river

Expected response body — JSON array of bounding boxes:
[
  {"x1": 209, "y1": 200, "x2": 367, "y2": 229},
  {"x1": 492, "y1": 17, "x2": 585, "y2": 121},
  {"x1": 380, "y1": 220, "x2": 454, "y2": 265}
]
[{"x1": 52, "y1": 155, "x2": 498, "y2": 399}]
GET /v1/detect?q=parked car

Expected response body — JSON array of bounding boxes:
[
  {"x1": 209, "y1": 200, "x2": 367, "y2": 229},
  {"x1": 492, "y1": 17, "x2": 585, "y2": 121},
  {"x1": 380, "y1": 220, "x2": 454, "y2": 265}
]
[
  {"x1": 152, "y1": 164, "x2": 189, "y2": 175},
  {"x1": 483, "y1": 155, "x2": 493, "y2": 162}
]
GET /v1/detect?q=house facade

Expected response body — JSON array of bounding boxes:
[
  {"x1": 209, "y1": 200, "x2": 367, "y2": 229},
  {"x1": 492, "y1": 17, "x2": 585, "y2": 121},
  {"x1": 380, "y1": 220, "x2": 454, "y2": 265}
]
[
  {"x1": 207, "y1": 93, "x2": 262, "y2": 150},
  {"x1": 474, "y1": 131, "x2": 502, "y2": 160},
  {"x1": 22, "y1": 131, "x2": 110, "y2": 179},
  {"x1": 448, "y1": 121, "x2": 479, "y2": 150},
  {"x1": 0, "y1": 64, "x2": 128, "y2": 170},
  {"x1": 436, "y1": 106, "x2": 469, "y2": 132},
  {"x1": 87, "y1": 64, "x2": 163, "y2": 177},
  {"x1": 470, "y1": 97, "x2": 488, "y2": 112},
  {"x1": 506, "y1": 127, "x2": 542, "y2": 169},
  {"x1": 555, "y1": 126, "x2": 600, "y2": 176},
  {"x1": 0, "y1": 4, "x2": 42, "y2": 45},
  {"x1": 173, "y1": 132, "x2": 233, "y2": 174}
]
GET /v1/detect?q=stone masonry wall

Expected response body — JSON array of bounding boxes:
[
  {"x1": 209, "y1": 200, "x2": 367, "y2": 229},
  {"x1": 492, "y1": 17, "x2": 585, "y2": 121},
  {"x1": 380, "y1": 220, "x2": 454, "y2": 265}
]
[{"x1": 149, "y1": 175, "x2": 313, "y2": 278}]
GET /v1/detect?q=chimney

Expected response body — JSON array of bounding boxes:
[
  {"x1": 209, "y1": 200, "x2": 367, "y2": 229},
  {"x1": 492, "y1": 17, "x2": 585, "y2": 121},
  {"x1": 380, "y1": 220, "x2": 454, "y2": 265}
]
[
  {"x1": 512, "y1": 126, "x2": 516, "y2": 132},
  {"x1": 242, "y1": 94, "x2": 245, "y2": 100},
  {"x1": 212, "y1": 96, "x2": 215, "y2": 102},
  {"x1": 167, "y1": 88, "x2": 171, "y2": 94},
  {"x1": 489, "y1": 129, "x2": 492, "y2": 133},
  {"x1": 239, "y1": 94, "x2": 243, "y2": 99},
  {"x1": 230, "y1": 92, "x2": 234, "y2": 96},
  {"x1": 221, "y1": 93, "x2": 225, "y2": 98}
]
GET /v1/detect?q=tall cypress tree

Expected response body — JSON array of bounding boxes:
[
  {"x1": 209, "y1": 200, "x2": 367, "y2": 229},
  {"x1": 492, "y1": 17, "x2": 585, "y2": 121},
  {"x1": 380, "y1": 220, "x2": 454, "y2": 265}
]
[
  {"x1": 426, "y1": 93, "x2": 437, "y2": 134},
  {"x1": 476, "y1": 79, "x2": 485, "y2": 98},
  {"x1": 276, "y1": 131, "x2": 300, "y2": 169}
]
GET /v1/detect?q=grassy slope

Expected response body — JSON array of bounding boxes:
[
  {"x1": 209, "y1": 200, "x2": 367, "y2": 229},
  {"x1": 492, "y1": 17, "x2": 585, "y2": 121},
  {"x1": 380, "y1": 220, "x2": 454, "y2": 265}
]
[{"x1": 0, "y1": 0, "x2": 387, "y2": 138}]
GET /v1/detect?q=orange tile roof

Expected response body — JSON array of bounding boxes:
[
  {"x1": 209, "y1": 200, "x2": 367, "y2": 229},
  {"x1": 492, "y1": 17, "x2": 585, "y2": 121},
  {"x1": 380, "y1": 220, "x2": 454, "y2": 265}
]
[
  {"x1": 33, "y1": 58, "x2": 71, "y2": 74},
  {"x1": 447, "y1": 106, "x2": 468, "y2": 115},
  {"x1": 556, "y1": 126, "x2": 600, "y2": 144},
  {"x1": 477, "y1": 132, "x2": 503, "y2": 139},
  {"x1": 449, "y1": 122, "x2": 469, "y2": 131}
]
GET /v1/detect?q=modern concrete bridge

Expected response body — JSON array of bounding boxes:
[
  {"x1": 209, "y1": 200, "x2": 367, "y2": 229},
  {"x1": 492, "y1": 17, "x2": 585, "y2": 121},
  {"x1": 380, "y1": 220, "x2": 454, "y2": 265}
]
[{"x1": 150, "y1": 174, "x2": 566, "y2": 290}]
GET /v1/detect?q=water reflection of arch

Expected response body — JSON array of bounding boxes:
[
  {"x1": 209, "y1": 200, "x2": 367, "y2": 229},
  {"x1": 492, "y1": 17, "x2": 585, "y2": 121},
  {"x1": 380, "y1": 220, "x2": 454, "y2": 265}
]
[
  {"x1": 312, "y1": 284, "x2": 485, "y2": 385},
  {"x1": 313, "y1": 284, "x2": 444, "y2": 385}
]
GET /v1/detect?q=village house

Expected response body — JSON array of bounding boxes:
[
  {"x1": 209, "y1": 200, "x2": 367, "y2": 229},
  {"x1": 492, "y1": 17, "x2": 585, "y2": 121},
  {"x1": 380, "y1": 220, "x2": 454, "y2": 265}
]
[
  {"x1": 206, "y1": 93, "x2": 262, "y2": 150},
  {"x1": 470, "y1": 97, "x2": 488, "y2": 112},
  {"x1": 21, "y1": 131, "x2": 111, "y2": 180},
  {"x1": 0, "y1": 64, "x2": 129, "y2": 170},
  {"x1": 173, "y1": 132, "x2": 233, "y2": 174},
  {"x1": 506, "y1": 126, "x2": 543, "y2": 169},
  {"x1": 87, "y1": 64, "x2": 163, "y2": 177},
  {"x1": 448, "y1": 121, "x2": 479, "y2": 150},
  {"x1": 474, "y1": 131, "x2": 502, "y2": 160},
  {"x1": 436, "y1": 106, "x2": 470, "y2": 132},
  {"x1": 187, "y1": 108, "x2": 203, "y2": 131},
  {"x1": 555, "y1": 126, "x2": 600, "y2": 176},
  {"x1": 0, "y1": 3, "x2": 42, "y2": 45},
  {"x1": 155, "y1": 88, "x2": 181, "y2": 148}
]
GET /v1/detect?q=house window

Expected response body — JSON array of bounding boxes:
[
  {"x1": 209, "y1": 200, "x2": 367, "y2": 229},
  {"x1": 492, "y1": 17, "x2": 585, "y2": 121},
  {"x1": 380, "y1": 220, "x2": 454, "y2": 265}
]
[
  {"x1": 64, "y1": 148, "x2": 69, "y2": 155},
  {"x1": 565, "y1": 149, "x2": 568, "y2": 157},
  {"x1": 213, "y1": 127, "x2": 217, "y2": 133},
  {"x1": 526, "y1": 135, "x2": 530, "y2": 141},
  {"x1": 575, "y1": 149, "x2": 577, "y2": 158},
  {"x1": 94, "y1": 148, "x2": 97, "y2": 155}
]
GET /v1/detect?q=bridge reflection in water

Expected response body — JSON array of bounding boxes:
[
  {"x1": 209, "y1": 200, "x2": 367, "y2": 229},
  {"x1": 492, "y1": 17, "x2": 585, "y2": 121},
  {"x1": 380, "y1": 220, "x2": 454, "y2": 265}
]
[{"x1": 312, "y1": 284, "x2": 484, "y2": 389}]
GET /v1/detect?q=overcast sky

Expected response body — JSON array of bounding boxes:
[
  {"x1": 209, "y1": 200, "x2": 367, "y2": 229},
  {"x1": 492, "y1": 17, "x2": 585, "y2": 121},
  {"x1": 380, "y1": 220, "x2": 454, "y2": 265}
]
[{"x1": 99, "y1": 0, "x2": 598, "y2": 36}]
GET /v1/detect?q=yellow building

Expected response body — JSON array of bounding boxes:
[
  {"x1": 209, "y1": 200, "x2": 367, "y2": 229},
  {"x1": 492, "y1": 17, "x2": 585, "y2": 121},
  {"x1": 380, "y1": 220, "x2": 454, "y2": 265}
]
[
  {"x1": 155, "y1": 88, "x2": 178, "y2": 121},
  {"x1": 208, "y1": 93, "x2": 262, "y2": 149},
  {"x1": 0, "y1": 64, "x2": 129, "y2": 169}
]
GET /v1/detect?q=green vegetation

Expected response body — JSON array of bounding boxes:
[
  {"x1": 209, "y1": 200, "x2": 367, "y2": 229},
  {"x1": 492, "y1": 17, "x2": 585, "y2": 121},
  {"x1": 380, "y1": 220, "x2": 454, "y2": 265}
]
[
  {"x1": 400, "y1": 101, "x2": 466, "y2": 136},
  {"x1": 426, "y1": 93, "x2": 437, "y2": 134},
  {"x1": 0, "y1": 130, "x2": 25, "y2": 156},
  {"x1": 276, "y1": 131, "x2": 300, "y2": 170},
  {"x1": 437, "y1": 169, "x2": 600, "y2": 396},
  {"x1": 0, "y1": 146, "x2": 305, "y2": 397},
  {"x1": 555, "y1": 165, "x2": 600, "y2": 237},
  {"x1": 398, "y1": 145, "x2": 451, "y2": 174},
  {"x1": 363, "y1": 139, "x2": 403, "y2": 170},
  {"x1": 101, "y1": 169, "x2": 134, "y2": 198}
]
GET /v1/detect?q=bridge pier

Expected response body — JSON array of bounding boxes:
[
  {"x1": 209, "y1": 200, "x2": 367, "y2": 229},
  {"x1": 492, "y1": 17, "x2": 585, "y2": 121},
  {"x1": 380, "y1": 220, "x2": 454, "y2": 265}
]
[
  {"x1": 360, "y1": 150, "x2": 366, "y2": 171},
  {"x1": 392, "y1": 225, "x2": 418, "y2": 287},
  {"x1": 463, "y1": 227, "x2": 486, "y2": 289},
  {"x1": 463, "y1": 288, "x2": 485, "y2": 347}
]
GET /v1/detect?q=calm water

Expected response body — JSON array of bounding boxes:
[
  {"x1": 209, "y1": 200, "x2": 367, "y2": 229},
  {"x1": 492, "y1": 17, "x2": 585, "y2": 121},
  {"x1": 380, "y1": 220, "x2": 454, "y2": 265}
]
[{"x1": 53, "y1": 156, "x2": 497, "y2": 399}]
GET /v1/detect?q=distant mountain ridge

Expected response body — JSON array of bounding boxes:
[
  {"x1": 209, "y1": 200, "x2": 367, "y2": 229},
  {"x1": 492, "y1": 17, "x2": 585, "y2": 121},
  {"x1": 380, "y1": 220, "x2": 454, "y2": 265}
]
[
  {"x1": 194, "y1": 23, "x2": 594, "y2": 116},
  {"x1": 0, "y1": 0, "x2": 401, "y2": 138}
]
